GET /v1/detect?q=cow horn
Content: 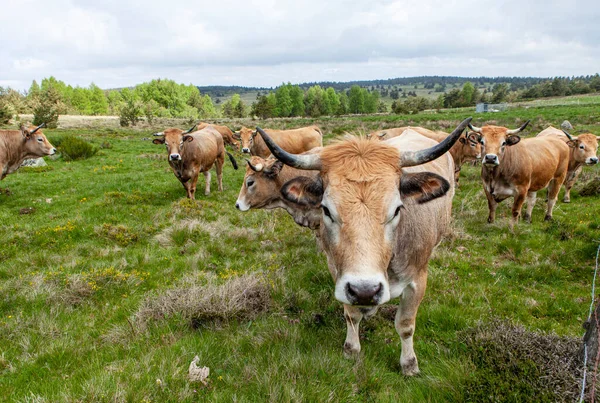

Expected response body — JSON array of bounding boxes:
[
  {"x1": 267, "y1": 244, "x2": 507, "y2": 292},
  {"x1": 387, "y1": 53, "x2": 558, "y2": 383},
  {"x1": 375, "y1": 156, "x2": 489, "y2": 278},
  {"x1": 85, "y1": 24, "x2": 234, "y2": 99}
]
[
  {"x1": 183, "y1": 124, "x2": 197, "y2": 134},
  {"x1": 398, "y1": 117, "x2": 472, "y2": 167},
  {"x1": 246, "y1": 159, "x2": 263, "y2": 172},
  {"x1": 506, "y1": 120, "x2": 530, "y2": 135},
  {"x1": 153, "y1": 131, "x2": 165, "y2": 136},
  {"x1": 468, "y1": 123, "x2": 482, "y2": 133},
  {"x1": 561, "y1": 129, "x2": 575, "y2": 141},
  {"x1": 256, "y1": 127, "x2": 322, "y2": 170},
  {"x1": 29, "y1": 122, "x2": 46, "y2": 135},
  {"x1": 378, "y1": 132, "x2": 387, "y2": 137}
]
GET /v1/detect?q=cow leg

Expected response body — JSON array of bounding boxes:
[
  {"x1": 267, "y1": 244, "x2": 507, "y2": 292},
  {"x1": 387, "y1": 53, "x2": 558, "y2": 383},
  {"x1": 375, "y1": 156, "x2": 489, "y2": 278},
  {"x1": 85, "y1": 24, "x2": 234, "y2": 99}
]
[
  {"x1": 511, "y1": 189, "x2": 527, "y2": 226},
  {"x1": 203, "y1": 171, "x2": 211, "y2": 196},
  {"x1": 180, "y1": 179, "x2": 192, "y2": 199},
  {"x1": 187, "y1": 174, "x2": 199, "y2": 200},
  {"x1": 343, "y1": 305, "x2": 363, "y2": 357},
  {"x1": 523, "y1": 191, "x2": 537, "y2": 223},
  {"x1": 563, "y1": 166, "x2": 582, "y2": 203},
  {"x1": 395, "y1": 271, "x2": 426, "y2": 376},
  {"x1": 454, "y1": 168, "x2": 461, "y2": 187},
  {"x1": 546, "y1": 177, "x2": 563, "y2": 221},
  {"x1": 484, "y1": 188, "x2": 498, "y2": 223},
  {"x1": 216, "y1": 155, "x2": 224, "y2": 192}
]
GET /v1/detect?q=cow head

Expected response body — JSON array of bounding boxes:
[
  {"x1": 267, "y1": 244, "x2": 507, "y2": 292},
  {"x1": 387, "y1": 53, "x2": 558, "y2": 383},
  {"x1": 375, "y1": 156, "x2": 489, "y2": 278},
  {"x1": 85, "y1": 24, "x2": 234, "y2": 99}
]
[
  {"x1": 258, "y1": 118, "x2": 471, "y2": 306},
  {"x1": 235, "y1": 156, "x2": 285, "y2": 211},
  {"x1": 152, "y1": 125, "x2": 196, "y2": 161},
  {"x1": 238, "y1": 127, "x2": 257, "y2": 154},
  {"x1": 563, "y1": 130, "x2": 599, "y2": 166},
  {"x1": 458, "y1": 132, "x2": 483, "y2": 161},
  {"x1": 20, "y1": 123, "x2": 56, "y2": 156},
  {"x1": 469, "y1": 121, "x2": 530, "y2": 167}
]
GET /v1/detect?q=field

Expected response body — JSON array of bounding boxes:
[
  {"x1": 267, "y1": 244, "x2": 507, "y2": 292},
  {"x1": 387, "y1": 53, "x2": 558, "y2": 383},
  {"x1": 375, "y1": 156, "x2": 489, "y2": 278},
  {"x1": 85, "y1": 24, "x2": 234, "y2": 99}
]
[{"x1": 1, "y1": 102, "x2": 600, "y2": 401}]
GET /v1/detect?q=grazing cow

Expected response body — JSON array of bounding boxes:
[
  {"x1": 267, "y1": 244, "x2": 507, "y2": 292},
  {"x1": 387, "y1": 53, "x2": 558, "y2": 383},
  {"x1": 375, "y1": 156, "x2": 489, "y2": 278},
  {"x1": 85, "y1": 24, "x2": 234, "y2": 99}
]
[
  {"x1": 236, "y1": 126, "x2": 322, "y2": 157},
  {"x1": 234, "y1": 154, "x2": 321, "y2": 229},
  {"x1": 370, "y1": 127, "x2": 481, "y2": 185},
  {"x1": 196, "y1": 122, "x2": 239, "y2": 148},
  {"x1": 469, "y1": 121, "x2": 570, "y2": 224},
  {"x1": 536, "y1": 126, "x2": 599, "y2": 202},
  {"x1": 153, "y1": 125, "x2": 238, "y2": 199},
  {"x1": 256, "y1": 118, "x2": 471, "y2": 375},
  {"x1": 0, "y1": 123, "x2": 56, "y2": 181}
]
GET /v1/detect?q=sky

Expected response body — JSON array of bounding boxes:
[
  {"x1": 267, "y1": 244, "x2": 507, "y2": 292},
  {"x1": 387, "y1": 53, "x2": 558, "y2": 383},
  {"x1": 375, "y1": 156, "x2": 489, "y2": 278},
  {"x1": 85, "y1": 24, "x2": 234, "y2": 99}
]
[{"x1": 1, "y1": 0, "x2": 598, "y2": 91}]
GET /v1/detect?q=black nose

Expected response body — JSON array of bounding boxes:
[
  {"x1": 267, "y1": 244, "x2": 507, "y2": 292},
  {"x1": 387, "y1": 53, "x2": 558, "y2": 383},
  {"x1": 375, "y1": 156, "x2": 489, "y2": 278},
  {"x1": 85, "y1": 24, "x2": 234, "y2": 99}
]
[
  {"x1": 346, "y1": 282, "x2": 383, "y2": 305},
  {"x1": 235, "y1": 202, "x2": 240, "y2": 210},
  {"x1": 170, "y1": 154, "x2": 180, "y2": 161},
  {"x1": 591, "y1": 157, "x2": 599, "y2": 164}
]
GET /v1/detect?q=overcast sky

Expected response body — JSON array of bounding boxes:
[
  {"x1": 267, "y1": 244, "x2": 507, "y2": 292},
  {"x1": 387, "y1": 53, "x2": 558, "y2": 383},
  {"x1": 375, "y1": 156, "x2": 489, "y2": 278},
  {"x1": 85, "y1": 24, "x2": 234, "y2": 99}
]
[{"x1": 1, "y1": 0, "x2": 598, "y2": 91}]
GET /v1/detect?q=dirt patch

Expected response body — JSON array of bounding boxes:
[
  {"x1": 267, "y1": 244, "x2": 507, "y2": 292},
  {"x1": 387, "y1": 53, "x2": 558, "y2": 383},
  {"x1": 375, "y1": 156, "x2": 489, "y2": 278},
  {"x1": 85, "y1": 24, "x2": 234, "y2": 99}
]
[{"x1": 579, "y1": 177, "x2": 600, "y2": 197}]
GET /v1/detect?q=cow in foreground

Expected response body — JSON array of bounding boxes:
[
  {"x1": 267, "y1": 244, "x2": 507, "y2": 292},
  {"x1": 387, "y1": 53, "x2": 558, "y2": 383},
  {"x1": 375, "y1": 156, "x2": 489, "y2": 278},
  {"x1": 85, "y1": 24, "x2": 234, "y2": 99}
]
[
  {"x1": 236, "y1": 126, "x2": 322, "y2": 157},
  {"x1": 469, "y1": 121, "x2": 570, "y2": 224},
  {"x1": 536, "y1": 126, "x2": 599, "y2": 203},
  {"x1": 153, "y1": 125, "x2": 238, "y2": 199},
  {"x1": 370, "y1": 127, "x2": 481, "y2": 185},
  {"x1": 256, "y1": 118, "x2": 471, "y2": 375},
  {"x1": 0, "y1": 123, "x2": 56, "y2": 181},
  {"x1": 196, "y1": 122, "x2": 239, "y2": 148}
]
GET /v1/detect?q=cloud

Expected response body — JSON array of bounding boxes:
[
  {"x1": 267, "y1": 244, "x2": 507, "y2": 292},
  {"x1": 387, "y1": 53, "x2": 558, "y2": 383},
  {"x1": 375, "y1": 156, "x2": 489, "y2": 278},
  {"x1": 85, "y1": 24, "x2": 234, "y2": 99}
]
[{"x1": 1, "y1": 0, "x2": 598, "y2": 90}]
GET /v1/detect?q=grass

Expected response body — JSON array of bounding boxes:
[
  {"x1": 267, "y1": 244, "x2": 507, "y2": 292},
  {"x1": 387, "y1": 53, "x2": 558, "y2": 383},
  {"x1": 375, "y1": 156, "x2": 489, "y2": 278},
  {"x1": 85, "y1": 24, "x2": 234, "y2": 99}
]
[{"x1": 1, "y1": 104, "x2": 599, "y2": 401}]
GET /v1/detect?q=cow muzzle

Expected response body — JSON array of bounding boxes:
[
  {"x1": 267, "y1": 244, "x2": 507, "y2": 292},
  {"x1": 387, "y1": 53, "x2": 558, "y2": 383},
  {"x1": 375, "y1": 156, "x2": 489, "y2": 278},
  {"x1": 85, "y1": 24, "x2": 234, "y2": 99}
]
[
  {"x1": 483, "y1": 154, "x2": 499, "y2": 166},
  {"x1": 235, "y1": 198, "x2": 250, "y2": 211},
  {"x1": 170, "y1": 154, "x2": 182, "y2": 161},
  {"x1": 50, "y1": 148, "x2": 57, "y2": 155},
  {"x1": 242, "y1": 148, "x2": 250, "y2": 154},
  {"x1": 586, "y1": 157, "x2": 599, "y2": 165},
  {"x1": 335, "y1": 273, "x2": 390, "y2": 306}
]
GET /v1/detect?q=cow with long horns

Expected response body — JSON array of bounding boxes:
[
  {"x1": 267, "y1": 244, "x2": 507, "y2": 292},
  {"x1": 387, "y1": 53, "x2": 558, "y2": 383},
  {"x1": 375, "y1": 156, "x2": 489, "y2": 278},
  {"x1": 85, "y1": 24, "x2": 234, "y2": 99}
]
[
  {"x1": 536, "y1": 126, "x2": 599, "y2": 203},
  {"x1": 153, "y1": 124, "x2": 238, "y2": 199},
  {"x1": 0, "y1": 123, "x2": 56, "y2": 181},
  {"x1": 234, "y1": 126, "x2": 322, "y2": 157},
  {"x1": 470, "y1": 121, "x2": 570, "y2": 224},
  {"x1": 255, "y1": 118, "x2": 471, "y2": 375}
]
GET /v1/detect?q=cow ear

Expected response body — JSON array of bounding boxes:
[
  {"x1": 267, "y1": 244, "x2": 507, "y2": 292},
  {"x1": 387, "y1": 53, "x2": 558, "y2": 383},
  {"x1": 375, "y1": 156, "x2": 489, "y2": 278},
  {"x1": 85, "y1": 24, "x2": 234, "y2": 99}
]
[
  {"x1": 506, "y1": 135, "x2": 520, "y2": 146},
  {"x1": 281, "y1": 176, "x2": 323, "y2": 207},
  {"x1": 400, "y1": 172, "x2": 450, "y2": 204},
  {"x1": 232, "y1": 131, "x2": 241, "y2": 140},
  {"x1": 20, "y1": 126, "x2": 31, "y2": 138},
  {"x1": 566, "y1": 140, "x2": 578, "y2": 148},
  {"x1": 153, "y1": 138, "x2": 165, "y2": 144},
  {"x1": 264, "y1": 160, "x2": 284, "y2": 178},
  {"x1": 459, "y1": 137, "x2": 466, "y2": 144},
  {"x1": 183, "y1": 135, "x2": 194, "y2": 143}
]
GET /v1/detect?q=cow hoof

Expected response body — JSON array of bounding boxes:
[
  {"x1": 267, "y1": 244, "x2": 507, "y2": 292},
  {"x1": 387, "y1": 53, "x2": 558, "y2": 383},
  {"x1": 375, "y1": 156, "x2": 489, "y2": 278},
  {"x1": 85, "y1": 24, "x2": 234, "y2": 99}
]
[
  {"x1": 563, "y1": 198, "x2": 570, "y2": 203},
  {"x1": 544, "y1": 215, "x2": 553, "y2": 222},
  {"x1": 343, "y1": 342, "x2": 360, "y2": 359},
  {"x1": 523, "y1": 214, "x2": 531, "y2": 223},
  {"x1": 401, "y1": 357, "x2": 420, "y2": 376},
  {"x1": 204, "y1": 191, "x2": 210, "y2": 196},
  {"x1": 487, "y1": 217, "x2": 494, "y2": 224}
]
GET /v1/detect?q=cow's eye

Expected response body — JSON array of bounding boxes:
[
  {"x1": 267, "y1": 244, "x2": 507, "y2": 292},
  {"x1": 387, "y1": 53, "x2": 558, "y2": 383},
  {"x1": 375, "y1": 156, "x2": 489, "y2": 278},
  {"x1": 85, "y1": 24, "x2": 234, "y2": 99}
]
[
  {"x1": 247, "y1": 179, "x2": 255, "y2": 187},
  {"x1": 393, "y1": 205, "x2": 402, "y2": 218},
  {"x1": 501, "y1": 141, "x2": 506, "y2": 147},
  {"x1": 580, "y1": 144, "x2": 585, "y2": 150},
  {"x1": 37, "y1": 138, "x2": 43, "y2": 142},
  {"x1": 322, "y1": 206, "x2": 333, "y2": 221}
]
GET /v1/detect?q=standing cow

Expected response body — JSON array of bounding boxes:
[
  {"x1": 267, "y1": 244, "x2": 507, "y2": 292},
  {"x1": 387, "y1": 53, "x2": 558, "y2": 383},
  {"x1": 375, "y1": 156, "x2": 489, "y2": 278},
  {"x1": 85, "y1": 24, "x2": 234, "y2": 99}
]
[
  {"x1": 536, "y1": 126, "x2": 599, "y2": 203},
  {"x1": 0, "y1": 123, "x2": 56, "y2": 181},
  {"x1": 196, "y1": 122, "x2": 239, "y2": 148},
  {"x1": 256, "y1": 118, "x2": 471, "y2": 375},
  {"x1": 235, "y1": 126, "x2": 322, "y2": 157},
  {"x1": 469, "y1": 121, "x2": 570, "y2": 224},
  {"x1": 153, "y1": 125, "x2": 238, "y2": 199}
]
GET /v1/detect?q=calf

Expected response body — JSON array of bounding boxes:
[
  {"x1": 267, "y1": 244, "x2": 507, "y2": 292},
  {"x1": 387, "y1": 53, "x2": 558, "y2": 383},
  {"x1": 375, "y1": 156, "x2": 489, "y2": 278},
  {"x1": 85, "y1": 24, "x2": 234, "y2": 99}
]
[
  {"x1": 0, "y1": 123, "x2": 56, "y2": 181},
  {"x1": 153, "y1": 125, "x2": 238, "y2": 199}
]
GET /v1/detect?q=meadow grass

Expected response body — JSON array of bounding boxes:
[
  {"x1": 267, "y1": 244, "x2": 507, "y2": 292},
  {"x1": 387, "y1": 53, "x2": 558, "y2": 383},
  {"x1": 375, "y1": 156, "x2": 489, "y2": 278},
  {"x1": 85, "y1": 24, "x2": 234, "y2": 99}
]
[{"x1": 1, "y1": 105, "x2": 599, "y2": 402}]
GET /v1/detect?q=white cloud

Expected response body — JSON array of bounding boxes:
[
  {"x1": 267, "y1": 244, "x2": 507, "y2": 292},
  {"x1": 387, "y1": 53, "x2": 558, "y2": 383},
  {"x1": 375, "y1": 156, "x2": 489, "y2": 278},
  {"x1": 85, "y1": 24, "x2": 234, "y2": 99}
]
[{"x1": 0, "y1": 0, "x2": 598, "y2": 90}]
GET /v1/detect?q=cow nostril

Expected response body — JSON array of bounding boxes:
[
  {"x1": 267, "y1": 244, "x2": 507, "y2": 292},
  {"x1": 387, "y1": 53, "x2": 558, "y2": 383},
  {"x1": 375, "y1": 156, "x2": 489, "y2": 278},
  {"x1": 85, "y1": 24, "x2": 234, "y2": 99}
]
[
  {"x1": 235, "y1": 203, "x2": 240, "y2": 210},
  {"x1": 346, "y1": 282, "x2": 383, "y2": 305}
]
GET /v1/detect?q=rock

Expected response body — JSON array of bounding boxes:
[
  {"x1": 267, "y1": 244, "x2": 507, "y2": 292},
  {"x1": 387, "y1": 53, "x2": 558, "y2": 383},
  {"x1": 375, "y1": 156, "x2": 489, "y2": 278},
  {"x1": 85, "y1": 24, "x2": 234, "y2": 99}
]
[
  {"x1": 21, "y1": 158, "x2": 47, "y2": 168},
  {"x1": 188, "y1": 356, "x2": 209, "y2": 384},
  {"x1": 560, "y1": 120, "x2": 573, "y2": 131},
  {"x1": 19, "y1": 207, "x2": 35, "y2": 215}
]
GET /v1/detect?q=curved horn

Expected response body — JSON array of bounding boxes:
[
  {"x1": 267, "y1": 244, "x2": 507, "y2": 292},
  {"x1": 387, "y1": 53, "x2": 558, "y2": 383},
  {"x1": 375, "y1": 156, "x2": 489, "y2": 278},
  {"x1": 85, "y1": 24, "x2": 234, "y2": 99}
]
[
  {"x1": 468, "y1": 122, "x2": 482, "y2": 133},
  {"x1": 182, "y1": 124, "x2": 197, "y2": 134},
  {"x1": 246, "y1": 159, "x2": 263, "y2": 172},
  {"x1": 256, "y1": 127, "x2": 321, "y2": 170},
  {"x1": 561, "y1": 129, "x2": 574, "y2": 141},
  {"x1": 399, "y1": 117, "x2": 472, "y2": 167},
  {"x1": 153, "y1": 131, "x2": 165, "y2": 136},
  {"x1": 506, "y1": 120, "x2": 530, "y2": 135},
  {"x1": 29, "y1": 122, "x2": 46, "y2": 135},
  {"x1": 378, "y1": 132, "x2": 387, "y2": 137}
]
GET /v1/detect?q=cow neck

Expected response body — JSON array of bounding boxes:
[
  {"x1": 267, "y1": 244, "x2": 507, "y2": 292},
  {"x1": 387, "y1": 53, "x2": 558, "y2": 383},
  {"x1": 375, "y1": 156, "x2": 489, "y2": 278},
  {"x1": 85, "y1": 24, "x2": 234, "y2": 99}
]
[
  {"x1": 449, "y1": 146, "x2": 463, "y2": 173},
  {"x1": 0, "y1": 131, "x2": 33, "y2": 168},
  {"x1": 568, "y1": 149, "x2": 583, "y2": 172},
  {"x1": 252, "y1": 135, "x2": 269, "y2": 157}
]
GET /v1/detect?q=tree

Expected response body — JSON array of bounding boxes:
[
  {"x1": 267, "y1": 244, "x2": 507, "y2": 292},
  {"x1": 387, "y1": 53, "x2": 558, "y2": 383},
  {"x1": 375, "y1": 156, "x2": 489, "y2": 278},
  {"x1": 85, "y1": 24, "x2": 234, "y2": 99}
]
[
  {"x1": 460, "y1": 82, "x2": 476, "y2": 106},
  {"x1": 251, "y1": 94, "x2": 275, "y2": 119},
  {"x1": 119, "y1": 88, "x2": 142, "y2": 127},
  {"x1": 274, "y1": 84, "x2": 293, "y2": 117},
  {"x1": 89, "y1": 84, "x2": 108, "y2": 115},
  {"x1": 32, "y1": 83, "x2": 65, "y2": 128},
  {"x1": 325, "y1": 88, "x2": 340, "y2": 116},
  {"x1": 289, "y1": 85, "x2": 305, "y2": 116},
  {"x1": 71, "y1": 87, "x2": 92, "y2": 115},
  {"x1": 348, "y1": 85, "x2": 365, "y2": 114},
  {"x1": 491, "y1": 83, "x2": 508, "y2": 103}
]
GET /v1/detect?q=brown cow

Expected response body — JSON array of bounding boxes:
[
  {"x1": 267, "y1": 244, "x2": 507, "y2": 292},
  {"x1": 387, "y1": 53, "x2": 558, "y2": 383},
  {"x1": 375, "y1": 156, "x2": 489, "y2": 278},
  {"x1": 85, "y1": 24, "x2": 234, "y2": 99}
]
[
  {"x1": 196, "y1": 122, "x2": 239, "y2": 148},
  {"x1": 536, "y1": 126, "x2": 599, "y2": 202},
  {"x1": 153, "y1": 125, "x2": 238, "y2": 199},
  {"x1": 370, "y1": 127, "x2": 481, "y2": 185},
  {"x1": 0, "y1": 123, "x2": 56, "y2": 180},
  {"x1": 470, "y1": 121, "x2": 570, "y2": 224},
  {"x1": 234, "y1": 154, "x2": 321, "y2": 229},
  {"x1": 236, "y1": 126, "x2": 322, "y2": 157},
  {"x1": 256, "y1": 118, "x2": 471, "y2": 375}
]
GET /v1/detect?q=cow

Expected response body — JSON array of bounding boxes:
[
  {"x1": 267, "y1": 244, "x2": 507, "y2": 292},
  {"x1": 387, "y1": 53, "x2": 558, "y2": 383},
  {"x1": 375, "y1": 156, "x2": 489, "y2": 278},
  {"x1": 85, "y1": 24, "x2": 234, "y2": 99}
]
[
  {"x1": 0, "y1": 123, "x2": 56, "y2": 181},
  {"x1": 196, "y1": 122, "x2": 239, "y2": 148},
  {"x1": 153, "y1": 125, "x2": 238, "y2": 199},
  {"x1": 469, "y1": 121, "x2": 570, "y2": 225},
  {"x1": 369, "y1": 126, "x2": 481, "y2": 185},
  {"x1": 234, "y1": 154, "x2": 321, "y2": 229},
  {"x1": 255, "y1": 118, "x2": 472, "y2": 375},
  {"x1": 235, "y1": 126, "x2": 322, "y2": 157},
  {"x1": 536, "y1": 126, "x2": 599, "y2": 203}
]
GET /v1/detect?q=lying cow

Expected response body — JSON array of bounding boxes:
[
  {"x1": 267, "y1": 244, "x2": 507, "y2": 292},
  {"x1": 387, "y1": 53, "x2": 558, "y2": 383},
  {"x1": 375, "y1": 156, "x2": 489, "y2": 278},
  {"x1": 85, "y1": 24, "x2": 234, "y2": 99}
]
[
  {"x1": 1, "y1": 123, "x2": 56, "y2": 181},
  {"x1": 256, "y1": 118, "x2": 471, "y2": 375},
  {"x1": 370, "y1": 127, "x2": 481, "y2": 186},
  {"x1": 196, "y1": 122, "x2": 239, "y2": 148},
  {"x1": 536, "y1": 126, "x2": 599, "y2": 203},
  {"x1": 153, "y1": 125, "x2": 238, "y2": 199},
  {"x1": 469, "y1": 121, "x2": 570, "y2": 224},
  {"x1": 235, "y1": 126, "x2": 322, "y2": 157}
]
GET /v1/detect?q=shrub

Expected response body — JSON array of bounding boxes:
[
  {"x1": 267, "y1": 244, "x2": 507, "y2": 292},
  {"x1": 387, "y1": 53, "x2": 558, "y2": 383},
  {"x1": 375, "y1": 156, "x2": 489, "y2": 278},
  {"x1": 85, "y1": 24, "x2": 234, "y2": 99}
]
[
  {"x1": 59, "y1": 136, "x2": 98, "y2": 161},
  {"x1": 32, "y1": 86, "x2": 63, "y2": 129},
  {"x1": 119, "y1": 99, "x2": 142, "y2": 127}
]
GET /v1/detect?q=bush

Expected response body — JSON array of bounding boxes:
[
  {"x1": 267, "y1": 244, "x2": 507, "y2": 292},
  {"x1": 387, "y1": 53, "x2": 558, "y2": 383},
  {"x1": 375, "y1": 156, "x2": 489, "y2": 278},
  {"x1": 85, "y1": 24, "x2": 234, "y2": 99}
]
[
  {"x1": 59, "y1": 136, "x2": 98, "y2": 161},
  {"x1": 119, "y1": 99, "x2": 142, "y2": 127},
  {"x1": 32, "y1": 86, "x2": 63, "y2": 129}
]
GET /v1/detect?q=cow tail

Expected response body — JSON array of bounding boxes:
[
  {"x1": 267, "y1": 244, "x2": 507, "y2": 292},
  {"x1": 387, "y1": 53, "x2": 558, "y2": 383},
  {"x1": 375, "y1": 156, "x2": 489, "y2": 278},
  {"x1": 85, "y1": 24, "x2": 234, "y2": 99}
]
[{"x1": 226, "y1": 151, "x2": 238, "y2": 170}]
